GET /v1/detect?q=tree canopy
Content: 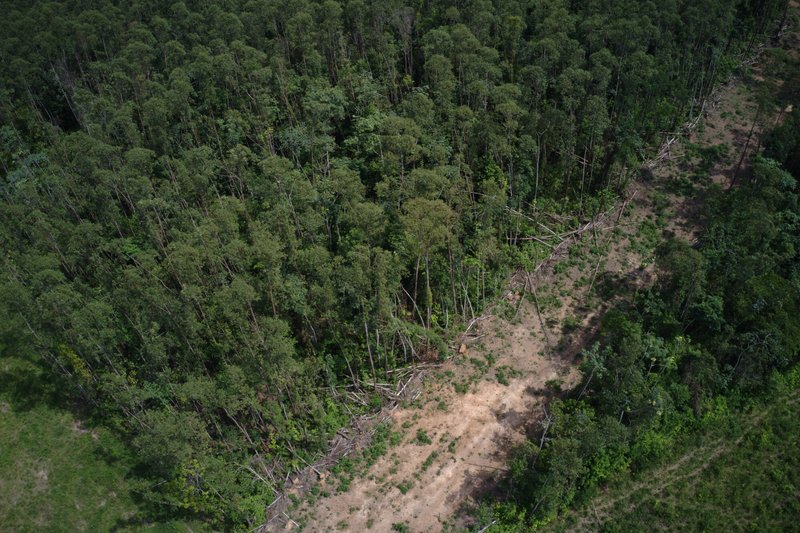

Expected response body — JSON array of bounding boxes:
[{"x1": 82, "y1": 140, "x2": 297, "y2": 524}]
[{"x1": 0, "y1": 0, "x2": 789, "y2": 527}]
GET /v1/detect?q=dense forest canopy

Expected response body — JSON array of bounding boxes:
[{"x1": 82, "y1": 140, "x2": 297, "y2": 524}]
[{"x1": 0, "y1": 0, "x2": 790, "y2": 527}]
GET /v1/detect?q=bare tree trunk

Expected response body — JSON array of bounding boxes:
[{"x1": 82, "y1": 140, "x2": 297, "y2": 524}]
[
  {"x1": 730, "y1": 105, "x2": 762, "y2": 189},
  {"x1": 425, "y1": 254, "x2": 432, "y2": 328},
  {"x1": 364, "y1": 317, "x2": 377, "y2": 385}
]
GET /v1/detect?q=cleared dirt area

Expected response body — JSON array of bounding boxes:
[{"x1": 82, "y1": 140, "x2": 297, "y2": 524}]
[
  {"x1": 305, "y1": 314, "x2": 576, "y2": 532},
  {"x1": 286, "y1": 182, "x2": 689, "y2": 531},
  {"x1": 269, "y1": 15, "x2": 796, "y2": 532}
]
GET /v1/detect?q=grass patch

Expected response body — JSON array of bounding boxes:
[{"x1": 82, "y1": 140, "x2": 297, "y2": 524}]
[
  {"x1": 0, "y1": 356, "x2": 200, "y2": 531},
  {"x1": 562, "y1": 315, "x2": 581, "y2": 333},
  {"x1": 453, "y1": 381, "x2": 469, "y2": 394},
  {"x1": 448, "y1": 438, "x2": 460, "y2": 454},
  {"x1": 396, "y1": 480, "x2": 414, "y2": 494},
  {"x1": 548, "y1": 390, "x2": 800, "y2": 531},
  {"x1": 421, "y1": 451, "x2": 439, "y2": 472},
  {"x1": 415, "y1": 429, "x2": 432, "y2": 445},
  {"x1": 495, "y1": 368, "x2": 510, "y2": 386}
]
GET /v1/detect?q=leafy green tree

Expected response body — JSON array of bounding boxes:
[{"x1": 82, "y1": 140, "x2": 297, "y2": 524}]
[{"x1": 401, "y1": 198, "x2": 456, "y2": 327}]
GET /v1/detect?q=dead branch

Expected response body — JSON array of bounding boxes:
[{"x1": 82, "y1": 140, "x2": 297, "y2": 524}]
[
  {"x1": 477, "y1": 521, "x2": 497, "y2": 533},
  {"x1": 463, "y1": 314, "x2": 492, "y2": 336},
  {"x1": 526, "y1": 275, "x2": 552, "y2": 353},
  {"x1": 539, "y1": 405, "x2": 553, "y2": 450}
]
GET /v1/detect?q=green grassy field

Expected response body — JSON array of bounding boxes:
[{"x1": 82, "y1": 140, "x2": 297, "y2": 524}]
[
  {"x1": 0, "y1": 356, "x2": 204, "y2": 532},
  {"x1": 0, "y1": 355, "x2": 140, "y2": 530},
  {"x1": 549, "y1": 388, "x2": 800, "y2": 532}
]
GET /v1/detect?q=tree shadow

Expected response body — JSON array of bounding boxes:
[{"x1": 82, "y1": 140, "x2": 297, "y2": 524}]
[
  {"x1": 0, "y1": 355, "x2": 191, "y2": 530},
  {"x1": 0, "y1": 355, "x2": 69, "y2": 412}
]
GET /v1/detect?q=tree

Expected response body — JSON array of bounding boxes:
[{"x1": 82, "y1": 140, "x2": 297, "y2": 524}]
[{"x1": 401, "y1": 198, "x2": 456, "y2": 327}]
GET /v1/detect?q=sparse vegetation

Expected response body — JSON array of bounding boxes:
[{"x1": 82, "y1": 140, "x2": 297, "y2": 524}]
[
  {"x1": 544, "y1": 379, "x2": 563, "y2": 392},
  {"x1": 396, "y1": 480, "x2": 414, "y2": 495},
  {"x1": 495, "y1": 368, "x2": 510, "y2": 386},
  {"x1": 453, "y1": 382, "x2": 470, "y2": 394},
  {"x1": 421, "y1": 452, "x2": 439, "y2": 472},
  {"x1": 415, "y1": 429, "x2": 432, "y2": 446},
  {"x1": 448, "y1": 438, "x2": 460, "y2": 454}
]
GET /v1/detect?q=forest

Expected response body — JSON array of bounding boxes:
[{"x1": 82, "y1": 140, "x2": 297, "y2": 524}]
[{"x1": 0, "y1": 0, "x2": 794, "y2": 529}]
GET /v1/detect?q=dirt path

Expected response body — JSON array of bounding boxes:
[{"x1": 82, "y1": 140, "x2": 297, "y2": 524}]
[{"x1": 273, "y1": 12, "x2": 797, "y2": 532}]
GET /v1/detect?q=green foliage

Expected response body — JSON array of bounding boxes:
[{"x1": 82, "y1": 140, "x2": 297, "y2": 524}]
[
  {"x1": 495, "y1": 368, "x2": 510, "y2": 386},
  {"x1": 494, "y1": 112, "x2": 800, "y2": 528},
  {"x1": 363, "y1": 423, "x2": 394, "y2": 468},
  {"x1": 0, "y1": 356, "x2": 204, "y2": 531},
  {"x1": 415, "y1": 429, "x2": 432, "y2": 446},
  {"x1": 0, "y1": 0, "x2": 789, "y2": 527},
  {"x1": 551, "y1": 388, "x2": 800, "y2": 531},
  {"x1": 421, "y1": 451, "x2": 439, "y2": 472},
  {"x1": 396, "y1": 480, "x2": 414, "y2": 495},
  {"x1": 453, "y1": 381, "x2": 470, "y2": 394}
]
